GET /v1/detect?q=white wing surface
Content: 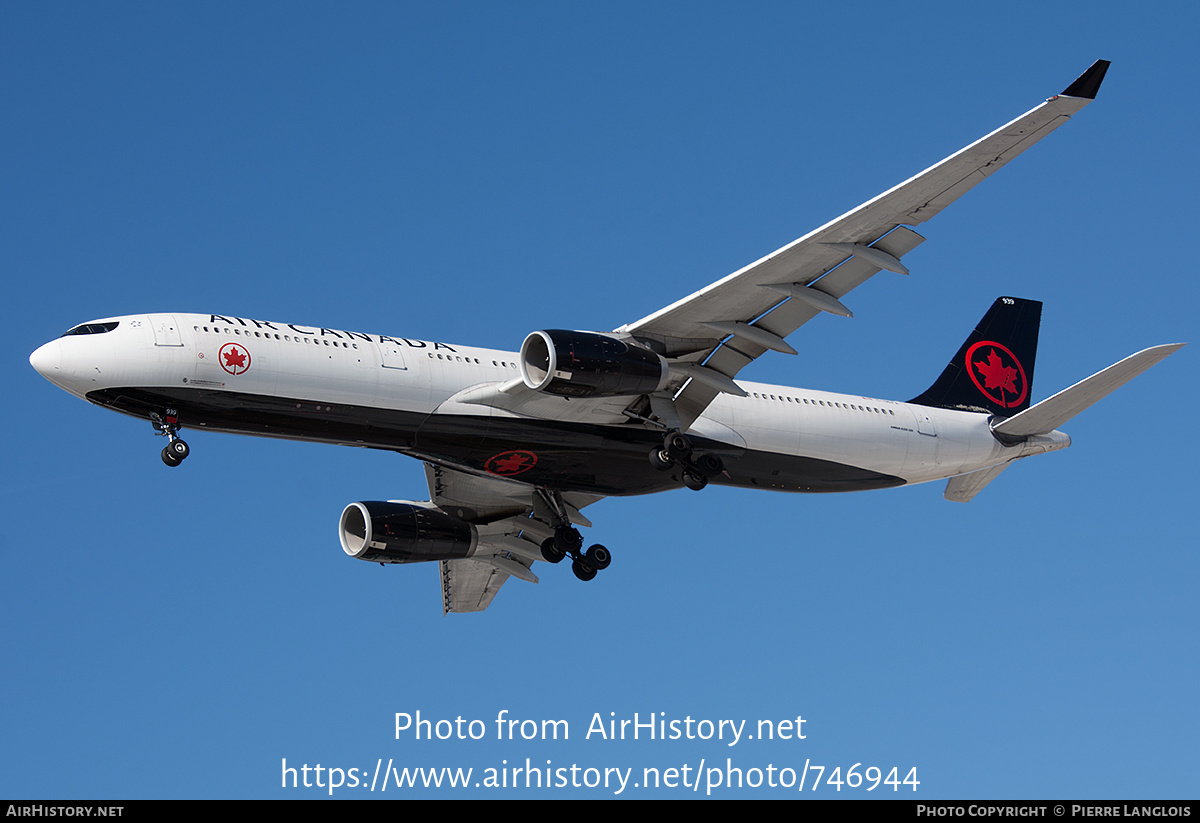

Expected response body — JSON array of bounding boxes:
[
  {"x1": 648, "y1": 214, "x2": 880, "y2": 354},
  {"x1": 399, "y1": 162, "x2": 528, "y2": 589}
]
[
  {"x1": 617, "y1": 60, "x2": 1110, "y2": 429},
  {"x1": 425, "y1": 463, "x2": 601, "y2": 613}
]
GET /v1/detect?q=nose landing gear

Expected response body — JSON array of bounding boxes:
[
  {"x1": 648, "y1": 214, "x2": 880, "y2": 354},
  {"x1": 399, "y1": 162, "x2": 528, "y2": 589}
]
[
  {"x1": 151, "y1": 409, "x2": 190, "y2": 467},
  {"x1": 162, "y1": 438, "x2": 190, "y2": 467}
]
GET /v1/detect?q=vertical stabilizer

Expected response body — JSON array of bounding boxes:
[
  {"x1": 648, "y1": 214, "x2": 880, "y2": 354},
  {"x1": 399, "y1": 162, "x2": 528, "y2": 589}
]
[{"x1": 910, "y1": 297, "x2": 1041, "y2": 416}]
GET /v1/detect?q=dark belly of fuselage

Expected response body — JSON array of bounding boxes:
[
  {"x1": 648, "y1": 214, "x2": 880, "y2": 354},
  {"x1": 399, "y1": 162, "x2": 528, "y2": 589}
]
[{"x1": 86, "y1": 387, "x2": 904, "y2": 495}]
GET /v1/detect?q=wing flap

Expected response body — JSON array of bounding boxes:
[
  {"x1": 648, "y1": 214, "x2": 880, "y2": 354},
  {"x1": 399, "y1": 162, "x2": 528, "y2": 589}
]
[{"x1": 440, "y1": 558, "x2": 511, "y2": 614}]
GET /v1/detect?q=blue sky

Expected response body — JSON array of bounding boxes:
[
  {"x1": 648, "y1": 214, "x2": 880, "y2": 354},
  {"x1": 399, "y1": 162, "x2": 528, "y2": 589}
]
[{"x1": 3, "y1": 2, "x2": 1196, "y2": 799}]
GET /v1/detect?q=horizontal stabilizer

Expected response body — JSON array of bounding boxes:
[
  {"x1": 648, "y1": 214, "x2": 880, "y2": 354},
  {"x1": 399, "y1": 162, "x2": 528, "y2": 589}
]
[
  {"x1": 992, "y1": 344, "x2": 1185, "y2": 439},
  {"x1": 945, "y1": 463, "x2": 1011, "y2": 502}
]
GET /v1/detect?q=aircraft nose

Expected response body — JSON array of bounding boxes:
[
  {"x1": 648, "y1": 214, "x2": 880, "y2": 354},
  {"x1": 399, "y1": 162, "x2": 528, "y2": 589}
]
[{"x1": 29, "y1": 339, "x2": 61, "y2": 379}]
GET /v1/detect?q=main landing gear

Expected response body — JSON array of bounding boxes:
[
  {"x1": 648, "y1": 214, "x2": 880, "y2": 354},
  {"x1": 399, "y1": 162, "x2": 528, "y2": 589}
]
[
  {"x1": 536, "y1": 490, "x2": 611, "y2": 582},
  {"x1": 648, "y1": 431, "x2": 724, "y2": 491},
  {"x1": 150, "y1": 409, "x2": 190, "y2": 467}
]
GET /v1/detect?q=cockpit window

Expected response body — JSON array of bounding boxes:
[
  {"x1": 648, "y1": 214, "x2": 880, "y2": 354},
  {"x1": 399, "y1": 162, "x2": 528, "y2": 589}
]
[{"x1": 61, "y1": 321, "x2": 119, "y2": 337}]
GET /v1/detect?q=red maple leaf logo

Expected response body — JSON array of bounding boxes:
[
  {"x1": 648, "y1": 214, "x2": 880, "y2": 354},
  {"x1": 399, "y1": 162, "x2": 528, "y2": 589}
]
[
  {"x1": 219, "y1": 343, "x2": 251, "y2": 375},
  {"x1": 965, "y1": 341, "x2": 1027, "y2": 408},
  {"x1": 223, "y1": 347, "x2": 246, "y2": 369},
  {"x1": 485, "y1": 450, "x2": 538, "y2": 476},
  {"x1": 974, "y1": 349, "x2": 1018, "y2": 395}
]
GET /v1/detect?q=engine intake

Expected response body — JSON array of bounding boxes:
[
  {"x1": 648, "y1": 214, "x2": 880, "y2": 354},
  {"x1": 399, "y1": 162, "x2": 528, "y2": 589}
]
[
  {"x1": 520, "y1": 330, "x2": 668, "y2": 398},
  {"x1": 339, "y1": 501, "x2": 478, "y2": 564}
]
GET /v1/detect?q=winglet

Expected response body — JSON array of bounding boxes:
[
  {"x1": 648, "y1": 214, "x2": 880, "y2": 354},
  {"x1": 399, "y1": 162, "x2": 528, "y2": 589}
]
[{"x1": 1061, "y1": 59, "x2": 1110, "y2": 100}]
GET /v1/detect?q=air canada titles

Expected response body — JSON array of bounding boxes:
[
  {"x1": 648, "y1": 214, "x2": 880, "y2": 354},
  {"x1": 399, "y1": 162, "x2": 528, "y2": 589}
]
[{"x1": 208, "y1": 315, "x2": 458, "y2": 352}]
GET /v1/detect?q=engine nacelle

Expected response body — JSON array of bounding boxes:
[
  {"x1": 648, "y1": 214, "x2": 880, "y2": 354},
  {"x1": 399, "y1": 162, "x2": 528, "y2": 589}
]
[
  {"x1": 519, "y1": 329, "x2": 669, "y2": 399},
  {"x1": 338, "y1": 501, "x2": 478, "y2": 564}
]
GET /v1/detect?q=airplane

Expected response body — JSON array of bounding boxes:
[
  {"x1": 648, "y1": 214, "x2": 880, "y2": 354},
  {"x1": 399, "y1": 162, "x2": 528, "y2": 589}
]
[{"x1": 29, "y1": 59, "x2": 1184, "y2": 613}]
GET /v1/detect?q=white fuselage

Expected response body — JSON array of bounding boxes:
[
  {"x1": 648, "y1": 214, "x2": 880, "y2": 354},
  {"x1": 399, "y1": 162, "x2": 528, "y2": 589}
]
[{"x1": 30, "y1": 313, "x2": 1069, "y2": 495}]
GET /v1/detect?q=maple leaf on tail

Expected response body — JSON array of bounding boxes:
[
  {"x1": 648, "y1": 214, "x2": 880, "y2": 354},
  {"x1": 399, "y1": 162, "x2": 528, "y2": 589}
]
[{"x1": 974, "y1": 349, "x2": 1019, "y2": 397}]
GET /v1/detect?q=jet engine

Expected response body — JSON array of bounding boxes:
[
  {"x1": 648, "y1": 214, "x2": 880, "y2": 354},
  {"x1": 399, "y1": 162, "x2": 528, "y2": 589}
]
[
  {"x1": 519, "y1": 329, "x2": 669, "y2": 398},
  {"x1": 338, "y1": 501, "x2": 478, "y2": 564}
]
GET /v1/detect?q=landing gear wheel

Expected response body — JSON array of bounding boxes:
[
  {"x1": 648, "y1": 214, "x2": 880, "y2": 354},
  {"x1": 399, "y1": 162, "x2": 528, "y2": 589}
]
[
  {"x1": 585, "y1": 544, "x2": 611, "y2": 571},
  {"x1": 663, "y1": 431, "x2": 693, "y2": 460},
  {"x1": 649, "y1": 447, "x2": 674, "y2": 471},
  {"x1": 540, "y1": 537, "x2": 566, "y2": 564},
  {"x1": 554, "y1": 525, "x2": 584, "y2": 554},
  {"x1": 151, "y1": 410, "x2": 188, "y2": 466},
  {"x1": 536, "y1": 488, "x2": 607, "y2": 583},
  {"x1": 695, "y1": 453, "x2": 724, "y2": 477},
  {"x1": 683, "y1": 469, "x2": 708, "y2": 491},
  {"x1": 572, "y1": 558, "x2": 597, "y2": 582}
]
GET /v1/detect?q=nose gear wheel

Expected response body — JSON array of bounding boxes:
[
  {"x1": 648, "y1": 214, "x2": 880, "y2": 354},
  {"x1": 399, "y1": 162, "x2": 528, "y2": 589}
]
[{"x1": 151, "y1": 409, "x2": 190, "y2": 467}]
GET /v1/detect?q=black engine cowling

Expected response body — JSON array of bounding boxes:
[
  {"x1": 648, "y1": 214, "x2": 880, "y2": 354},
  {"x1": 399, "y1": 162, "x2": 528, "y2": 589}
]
[
  {"x1": 339, "y1": 501, "x2": 478, "y2": 564},
  {"x1": 519, "y1": 330, "x2": 668, "y2": 398}
]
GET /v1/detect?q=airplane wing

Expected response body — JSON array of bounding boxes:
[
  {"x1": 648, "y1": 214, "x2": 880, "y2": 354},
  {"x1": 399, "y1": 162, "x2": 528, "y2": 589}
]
[
  {"x1": 425, "y1": 463, "x2": 602, "y2": 613},
  {"x1": 617, "y1": 60, "x2": 1111, "y2": 429}
]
